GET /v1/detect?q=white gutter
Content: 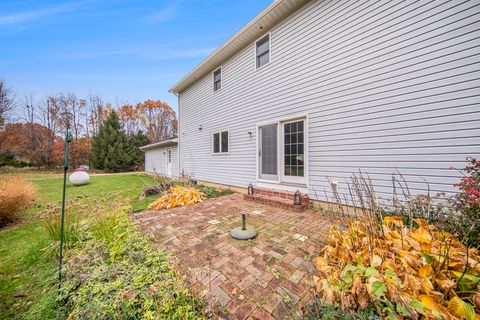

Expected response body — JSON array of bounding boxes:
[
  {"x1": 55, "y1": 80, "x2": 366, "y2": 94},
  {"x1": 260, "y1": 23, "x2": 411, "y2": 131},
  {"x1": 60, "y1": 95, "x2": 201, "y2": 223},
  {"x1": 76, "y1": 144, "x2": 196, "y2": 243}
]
[
  {"x1": 139, "y1": 138, "x2": 178, "y2": 151},
  {"x1": 169, "y1": 0, "x2": 309, "y2": 94}
]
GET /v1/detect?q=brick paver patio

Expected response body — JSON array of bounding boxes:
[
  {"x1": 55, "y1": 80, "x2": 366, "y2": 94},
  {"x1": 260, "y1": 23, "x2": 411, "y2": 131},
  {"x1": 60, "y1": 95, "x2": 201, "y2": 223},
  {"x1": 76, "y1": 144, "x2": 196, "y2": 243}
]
[{"x1": 133, "y1": 193, "x2": 332, "y2": 320}]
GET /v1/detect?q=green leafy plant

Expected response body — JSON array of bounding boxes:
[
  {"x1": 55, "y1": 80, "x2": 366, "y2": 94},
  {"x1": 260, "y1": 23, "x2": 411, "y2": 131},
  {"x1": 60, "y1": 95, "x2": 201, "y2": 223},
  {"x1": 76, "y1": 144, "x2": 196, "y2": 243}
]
[
  {"x1": 299, "y1": 302, "x2": 381, "y2": 320},
  {"x1": 57, "y1": 200, "x2": 206, "y2": 319},
  {"x1": 194, "y1": 184, "x2": 234, "y2": 198}
]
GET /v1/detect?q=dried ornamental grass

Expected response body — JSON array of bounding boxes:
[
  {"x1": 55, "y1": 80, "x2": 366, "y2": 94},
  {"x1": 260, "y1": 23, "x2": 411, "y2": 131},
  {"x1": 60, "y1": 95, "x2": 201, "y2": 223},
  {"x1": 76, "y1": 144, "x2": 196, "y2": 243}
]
[
  {"x1": 314, "y1": 216, "x2": 480, "y2": 319},
  {"x1": 147, "y1": 186, "x2": 206, "y2": 210},
  {"x1": 0, "y1": 176, "x2": 37, "y2": 225}
]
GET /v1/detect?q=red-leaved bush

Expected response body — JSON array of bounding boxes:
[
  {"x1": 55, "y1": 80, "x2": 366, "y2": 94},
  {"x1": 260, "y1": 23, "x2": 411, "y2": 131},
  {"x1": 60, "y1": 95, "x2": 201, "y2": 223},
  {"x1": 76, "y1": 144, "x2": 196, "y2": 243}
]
[{"x1": 450, "y1": 157, "x2": 480, "y2": 247}]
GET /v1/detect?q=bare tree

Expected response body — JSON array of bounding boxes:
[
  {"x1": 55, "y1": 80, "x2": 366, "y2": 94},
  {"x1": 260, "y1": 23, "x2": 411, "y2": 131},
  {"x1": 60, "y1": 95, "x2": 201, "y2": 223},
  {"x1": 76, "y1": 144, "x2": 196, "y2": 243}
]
[{"x1": 0, "y1": 80, "x2": 15, "y2": 129}]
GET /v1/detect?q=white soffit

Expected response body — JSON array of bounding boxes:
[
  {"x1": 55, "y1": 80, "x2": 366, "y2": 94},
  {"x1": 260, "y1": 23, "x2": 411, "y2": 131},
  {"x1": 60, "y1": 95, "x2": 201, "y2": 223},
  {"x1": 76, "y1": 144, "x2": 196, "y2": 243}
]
[{"x1": 169, "y1": 0, "x2": 309, "y2": 94}]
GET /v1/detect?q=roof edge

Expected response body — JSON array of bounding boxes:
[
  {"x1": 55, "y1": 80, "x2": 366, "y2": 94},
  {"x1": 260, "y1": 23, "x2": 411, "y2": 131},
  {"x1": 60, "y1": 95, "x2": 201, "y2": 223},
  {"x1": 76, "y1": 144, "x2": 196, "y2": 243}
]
[
  {"x1": 169, "y1": 0, "x2": 309, "y2": 94},
  {"x1": 139, "y1": 138, "x2": 178, "y2": 151}
]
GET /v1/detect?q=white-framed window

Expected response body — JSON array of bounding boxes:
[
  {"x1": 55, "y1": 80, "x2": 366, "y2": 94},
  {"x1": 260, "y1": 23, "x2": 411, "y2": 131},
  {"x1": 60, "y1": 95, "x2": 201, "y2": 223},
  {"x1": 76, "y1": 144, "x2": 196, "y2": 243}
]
[
  {"x1": 213, "y1": 130, "x2": 228, "y2": 154},
  {"x1": 213, "y1": 68, "x2": 221, "y2": 91},
  {"x1": 256, "y1": 34, "x2": 270, "y2": 69}
]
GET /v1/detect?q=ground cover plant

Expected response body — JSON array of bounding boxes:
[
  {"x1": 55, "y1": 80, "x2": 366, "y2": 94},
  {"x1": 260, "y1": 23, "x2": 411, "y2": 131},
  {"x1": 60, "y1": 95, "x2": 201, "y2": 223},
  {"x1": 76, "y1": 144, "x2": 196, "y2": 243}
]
[
  {"x1": 142, "y1": 174, "x2": 235, "y2": 204},
  {"x1": 311, "y1": 158, "x2": 480, "y2": 319},
  {"x1": 299, "y1": 302, "x2": 381, "y2": 320},
  {"x1": 0, "y1": 175, "x2": 37, "y2": 226},
  {"x1": 314, "y1": 217, "x2": 480, "y2": 319},
  {"x1": 47, "y1": 194, "x2": 205, "y2": 319},
  {"x1": 148, "y1": 185, "x2": 206, "y2": 210},
  {"x1": 0, "y1": 171, "x2": 191, "y2": 320}
]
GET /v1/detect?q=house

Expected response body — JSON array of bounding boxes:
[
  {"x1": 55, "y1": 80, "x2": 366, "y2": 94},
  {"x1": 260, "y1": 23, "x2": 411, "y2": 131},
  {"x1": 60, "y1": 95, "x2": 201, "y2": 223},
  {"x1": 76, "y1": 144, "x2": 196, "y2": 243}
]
[
  {"x1": 168, "y1": 0, "x2": 480, "y2": 204},
  {"x1": 140, "y1": 138, "x2": 178, "y2": 177}
]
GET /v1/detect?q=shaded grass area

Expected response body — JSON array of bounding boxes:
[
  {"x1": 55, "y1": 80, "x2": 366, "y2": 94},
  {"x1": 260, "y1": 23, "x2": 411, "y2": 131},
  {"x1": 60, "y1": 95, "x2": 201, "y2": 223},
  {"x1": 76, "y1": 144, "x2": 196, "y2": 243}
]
[{"x1": 0, "y1": 172, "x2": 156, "y2": 320}]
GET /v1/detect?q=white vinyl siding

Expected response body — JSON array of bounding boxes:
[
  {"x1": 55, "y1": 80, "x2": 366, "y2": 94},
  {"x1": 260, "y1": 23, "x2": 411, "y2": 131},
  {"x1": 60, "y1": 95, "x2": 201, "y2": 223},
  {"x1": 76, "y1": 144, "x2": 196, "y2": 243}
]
[
  {"x1": 144, "y1": 145, "x2": 179, "y2": 177},
  {"x1": 178, "y1": 0, "x2": 480, "y2": 202}
]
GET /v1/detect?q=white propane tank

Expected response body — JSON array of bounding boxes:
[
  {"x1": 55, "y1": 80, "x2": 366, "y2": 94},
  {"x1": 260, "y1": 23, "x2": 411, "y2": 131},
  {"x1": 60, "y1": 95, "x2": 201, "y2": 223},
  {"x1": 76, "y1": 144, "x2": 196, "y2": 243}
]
[{"x1": 69, "y1": 170, "x2": 90, "y2": 186}]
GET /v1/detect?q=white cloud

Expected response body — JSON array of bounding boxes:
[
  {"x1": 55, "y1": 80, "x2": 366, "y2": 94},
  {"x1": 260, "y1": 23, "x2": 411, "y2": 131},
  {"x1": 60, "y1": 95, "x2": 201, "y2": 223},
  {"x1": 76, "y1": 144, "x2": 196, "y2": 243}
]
[{"x1": 0, "y1": 1, "x2": 92, "y2": 26}]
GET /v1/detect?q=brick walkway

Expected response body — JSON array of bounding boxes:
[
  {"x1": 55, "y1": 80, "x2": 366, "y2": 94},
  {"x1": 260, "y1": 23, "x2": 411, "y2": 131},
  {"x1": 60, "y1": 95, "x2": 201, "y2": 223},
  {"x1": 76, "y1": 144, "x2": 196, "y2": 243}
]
[{"x1": 133, "y1": 193, "x2": 332, "y2": 320}]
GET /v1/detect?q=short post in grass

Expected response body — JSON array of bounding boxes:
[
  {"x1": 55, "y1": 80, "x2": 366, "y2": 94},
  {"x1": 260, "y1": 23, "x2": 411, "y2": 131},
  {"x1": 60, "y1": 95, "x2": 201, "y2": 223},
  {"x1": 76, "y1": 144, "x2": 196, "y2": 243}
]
[{"x1": 58, "y1": 129, "x2": 73, "y2": 293}]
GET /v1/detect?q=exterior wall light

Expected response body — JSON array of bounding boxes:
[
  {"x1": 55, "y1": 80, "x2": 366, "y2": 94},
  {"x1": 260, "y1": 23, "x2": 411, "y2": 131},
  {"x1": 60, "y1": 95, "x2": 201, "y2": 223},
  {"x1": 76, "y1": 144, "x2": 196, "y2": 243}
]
[
  {"x1": 248, "y1": 183, "x2": 254, "y2": 195},
  {"x1": 199, "y1": 124, "x2": 202, "y2": 131},
  {"x1": 294, "y1": 190, "x2": 301, "y2": 205}
]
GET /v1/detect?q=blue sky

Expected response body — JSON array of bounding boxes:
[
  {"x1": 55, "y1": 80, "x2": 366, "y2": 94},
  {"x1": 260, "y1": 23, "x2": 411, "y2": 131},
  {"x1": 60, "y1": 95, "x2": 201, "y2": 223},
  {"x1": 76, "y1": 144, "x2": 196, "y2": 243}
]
[{"x1": 0, "y1": 0, "x2": 271, "y2": 112}]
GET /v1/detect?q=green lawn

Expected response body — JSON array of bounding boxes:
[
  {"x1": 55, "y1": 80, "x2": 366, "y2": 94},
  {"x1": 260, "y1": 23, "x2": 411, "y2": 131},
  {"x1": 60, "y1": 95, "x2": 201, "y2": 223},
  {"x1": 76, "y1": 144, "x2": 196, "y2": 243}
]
[{"x1": 0, "y1": 172, "x2": 156, "y2": 320}]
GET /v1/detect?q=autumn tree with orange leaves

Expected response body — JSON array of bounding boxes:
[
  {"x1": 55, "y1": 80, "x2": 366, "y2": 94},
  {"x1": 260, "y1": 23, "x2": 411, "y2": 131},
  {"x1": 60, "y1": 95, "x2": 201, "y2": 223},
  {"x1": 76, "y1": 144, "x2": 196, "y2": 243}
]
[
  {"x1": 117, "y1": 100, "x2": 177, "y2": 143},
  {"x1": 1, "y1": 86, "x2": 176, "y2": 169}
]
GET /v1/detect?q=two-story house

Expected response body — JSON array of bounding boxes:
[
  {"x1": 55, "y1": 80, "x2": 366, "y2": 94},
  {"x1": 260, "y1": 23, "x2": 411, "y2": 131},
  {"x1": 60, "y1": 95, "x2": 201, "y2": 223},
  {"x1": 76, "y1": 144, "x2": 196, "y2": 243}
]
[{"x1": 167, "y1": 0, "x2": 480, "y2": 205}]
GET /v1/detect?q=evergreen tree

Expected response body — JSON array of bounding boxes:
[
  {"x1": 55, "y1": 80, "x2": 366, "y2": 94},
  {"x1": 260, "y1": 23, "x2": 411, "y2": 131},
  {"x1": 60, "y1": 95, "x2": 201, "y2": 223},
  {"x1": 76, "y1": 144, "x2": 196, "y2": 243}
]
[
  {"x1": 129, "y1": 131, "x2": 148, "y2": 169},
  {"x1": 91, "y1": 111, "x2": 133, "y2": 171}
]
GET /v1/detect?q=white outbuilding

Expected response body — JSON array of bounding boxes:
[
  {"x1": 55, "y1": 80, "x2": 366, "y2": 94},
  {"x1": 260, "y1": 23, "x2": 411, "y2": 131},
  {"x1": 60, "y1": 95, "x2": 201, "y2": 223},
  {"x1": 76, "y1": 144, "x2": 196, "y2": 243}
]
[{"x1": 140, "y1": 138, "x2": 178, "y2": 177}]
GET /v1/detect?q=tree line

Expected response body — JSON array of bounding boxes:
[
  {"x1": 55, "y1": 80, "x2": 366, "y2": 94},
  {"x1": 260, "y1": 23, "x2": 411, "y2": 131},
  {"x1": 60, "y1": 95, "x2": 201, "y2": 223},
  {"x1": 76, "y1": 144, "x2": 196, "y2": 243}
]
[{"x1": 0, "y1": 80, "x2": 177, "y2": 171}]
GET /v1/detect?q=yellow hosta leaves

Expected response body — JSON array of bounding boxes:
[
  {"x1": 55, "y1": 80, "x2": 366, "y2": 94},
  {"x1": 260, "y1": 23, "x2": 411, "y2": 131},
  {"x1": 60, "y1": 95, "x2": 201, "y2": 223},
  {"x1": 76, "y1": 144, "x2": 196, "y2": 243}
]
[
  {"x1": 448, "y1": 296, "x2": 476, "y2": 320},
  {"x1": 314, "y1": 216, "x2": 480, "y2": 319},
  {"x1": 419, "y1": 295, "x2": 452, "y2": 320},
  {"x1": 147, "y1": 186, "x2": 206, "y2": 211},
  {"x1": 351, "y1": 276, "x2": 369, "y2": 309}
]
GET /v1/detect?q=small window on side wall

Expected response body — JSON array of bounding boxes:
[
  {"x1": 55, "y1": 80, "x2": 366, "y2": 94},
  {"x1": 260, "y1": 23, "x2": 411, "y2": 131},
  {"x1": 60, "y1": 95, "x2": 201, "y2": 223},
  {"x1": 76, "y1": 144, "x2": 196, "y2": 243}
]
[
  {"x1": 213, "y1": 68, "x2": 221, "y2": 91},
  {"x1": 256, "y1": 34, "x2": 270, "y2": 69},
  {"x1": 213, "y1": 131, "x2": 228, "y2": 154}
]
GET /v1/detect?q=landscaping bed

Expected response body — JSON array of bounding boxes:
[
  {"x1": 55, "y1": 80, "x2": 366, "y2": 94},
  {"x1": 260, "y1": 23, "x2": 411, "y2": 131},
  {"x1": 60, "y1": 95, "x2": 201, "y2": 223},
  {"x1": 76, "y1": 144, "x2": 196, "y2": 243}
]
[{"x1": 0, "y1": 172, "x2": 206, "y2": 319}]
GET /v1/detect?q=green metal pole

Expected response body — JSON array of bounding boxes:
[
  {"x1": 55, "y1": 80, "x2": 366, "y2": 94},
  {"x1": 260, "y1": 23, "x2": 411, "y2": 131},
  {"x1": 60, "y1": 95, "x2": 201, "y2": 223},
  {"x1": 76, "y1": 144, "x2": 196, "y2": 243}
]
[{"x1": 58, "y1": 129, "x2": 72, "y2": 293}]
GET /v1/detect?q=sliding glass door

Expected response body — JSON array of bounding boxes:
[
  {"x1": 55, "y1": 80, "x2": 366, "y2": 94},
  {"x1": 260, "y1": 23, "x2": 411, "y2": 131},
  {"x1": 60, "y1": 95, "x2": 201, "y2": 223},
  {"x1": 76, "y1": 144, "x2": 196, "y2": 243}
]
[
  {"x1": 259, "y1": 124, "x2": 278, "y2": 181},
  {"x1": 258, "y1": 118, "x2": 306, "y2": 185}
]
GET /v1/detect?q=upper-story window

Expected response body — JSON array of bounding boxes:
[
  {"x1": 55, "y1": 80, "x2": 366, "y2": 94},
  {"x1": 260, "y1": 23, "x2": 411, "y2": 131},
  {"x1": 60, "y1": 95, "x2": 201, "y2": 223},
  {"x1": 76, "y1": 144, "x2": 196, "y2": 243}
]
[
  {"x1": 256, "y1": 34, "x2": 270, "y2": 68},
  {"x1": 213, "y1": 68, "x2": 221, "y2": 91}
]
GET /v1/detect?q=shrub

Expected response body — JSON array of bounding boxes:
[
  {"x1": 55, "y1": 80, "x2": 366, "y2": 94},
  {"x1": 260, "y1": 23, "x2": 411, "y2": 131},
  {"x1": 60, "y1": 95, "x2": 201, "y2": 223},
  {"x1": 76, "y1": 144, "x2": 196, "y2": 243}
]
[
  {"x1": 42, "y1": 202, "x2": 87, "y2": 255},
  {"x1": 148, "y1": 186, "x2": 206, "y2": 210},
  {"x1": 195, "y1": 184, "x2": 234, "y2": 198},
  {"x1": 42, "y1": 194, "x2": 131, "y2": 252},
  {"x1": 0, "y1": 176, "x2": 37, "y2": 226},
  {"x1": 314, "y1": 216, "x2": 480, "y2": 319},
  {"x1": 449, "y1": 157, "x2": 480, "y2": 247},
  {"x1": 141, "y1": 174, "x2": 174, "y2": 198},
  {"x1": 0, "y1": 151, "x2": 31, "y2": 168}
]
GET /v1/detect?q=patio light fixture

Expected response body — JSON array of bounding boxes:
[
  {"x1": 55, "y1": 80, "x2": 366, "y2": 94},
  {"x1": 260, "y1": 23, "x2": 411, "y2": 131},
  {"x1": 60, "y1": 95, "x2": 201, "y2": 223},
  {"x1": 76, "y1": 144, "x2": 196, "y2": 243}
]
[
  {"x1": 248, "y1": 183, "x2": 254, "y2": 195},
  {"x1": 294, "y1": 190, "x2": 301, "y2": 205}
]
